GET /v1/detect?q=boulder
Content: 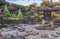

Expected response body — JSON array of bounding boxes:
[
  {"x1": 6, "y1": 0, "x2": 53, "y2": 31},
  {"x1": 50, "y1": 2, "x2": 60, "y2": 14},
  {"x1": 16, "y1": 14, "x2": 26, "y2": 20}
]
[
  {"x1": 41, "y1": 33, "x2": 49, "y2": 38},
  {"x1": 18, "y1": 26, "x2": 25, "y2": 32},
  {"x1": 31, "y1": 32, "x2": 39, "y2": 35},
  {"x1": 50, "y1": 37, "x2": 58, "y2": 39},
  {"x1": 51, "y1": 34, "x2": 59, "y2": 37},
  {"x1": 3, "y1": 34, "x2": 13, "y2": 39},
  {"x1": 56, "y1": 32, "x2": 60, "y2": 35},
  {"x1": 25, "y1": 30, "x2": 33, "y2": 33},
  {"x1": 16, "y1": 35, "x2": 26, "y2": 39}
]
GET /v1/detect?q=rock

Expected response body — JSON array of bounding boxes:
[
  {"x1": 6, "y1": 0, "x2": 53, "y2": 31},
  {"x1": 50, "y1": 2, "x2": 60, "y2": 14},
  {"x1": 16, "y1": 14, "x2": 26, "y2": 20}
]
[
  {"x1": 18, "y1": 26, "x2": 25, "y2": 32},
  {"x1": 16, "y1": 35, "x2": 26, "y2": 39},
  {"x1": 51, "y1": 34, "x2": 59, "y2": 37},
  {"x1": 31, "y1": 32, "x2": 39, "y2": 35},
  {"x1": 56, "y1": 32, "x2": 60, "y2": 35},
  {"x1": 7, "y1": 25, "x2": 10, "y2": 27},
  {"x1": 54, "y1": 25, "x2": 59, "y2": 28},
  {"x1": 55, "y1": 23, "x2": 60, "y2": 26},
  {"x1": 0, "y1": 33, "x2": 3, "y2": 37},
  {"x1": 35, "y1": 26, "x2": 43, "y2": 30},
  {"x1": 13, "y1": 26, "x2": 18, "y2": 28},
  {"x1": 8, "y1": 26, "x2": 15, "y2": 30},
  {"x1": 18, "y1": 24, "x2": 23, "y2": 27},
  {"x1": 41, "y1": 33, "x2": 49, "y2": 38},
  {"x1": 3, "y1": 34, "x2": 13, "y2": 39},
  {"x1": 28, "y1": 22, "x2": 35, "y2": 25},
  {"x1": 1, "y1": 28, "x2": 7, "y2": 32},
  {"x1": 50, "y1": 37, "x2": 58, "y2": 39},
  {"x1": 23, "y1": 24, "x2": 27, "y2": 26},
  {"x1": 26, "y1": 30, "x2": 33, "y2": 33},
  {"x1": 20, "y1": 32, "x2": 30, "y2": 37},
  {"x1": 4, "y1": 24, "x2": 8, "y2": 26},
  {"x1": 45, "y1": 24, "x2": 50, "y2": 27},
  {"x1": 1, "y1": 28, "x2": 13, "y2": 32},
  {"x1": 10, "y1": 24, "x2": 14, "y2": 26}
]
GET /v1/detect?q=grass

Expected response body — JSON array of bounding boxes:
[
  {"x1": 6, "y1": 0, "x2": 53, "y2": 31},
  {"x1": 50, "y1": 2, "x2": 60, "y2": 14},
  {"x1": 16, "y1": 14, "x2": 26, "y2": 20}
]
[{"x1": 56, "y1": 14, "x2": 60, "y2": 19}]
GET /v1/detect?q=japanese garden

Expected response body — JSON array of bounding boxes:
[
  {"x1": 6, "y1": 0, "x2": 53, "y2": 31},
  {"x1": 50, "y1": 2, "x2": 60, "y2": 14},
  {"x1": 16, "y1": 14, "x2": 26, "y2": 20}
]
[{"x1": 0, "y1": 0, "x2": 60, "y2": 39}]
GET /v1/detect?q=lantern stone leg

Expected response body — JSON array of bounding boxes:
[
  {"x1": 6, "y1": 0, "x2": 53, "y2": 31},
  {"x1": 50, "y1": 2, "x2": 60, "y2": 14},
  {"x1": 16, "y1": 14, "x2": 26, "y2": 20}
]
[
  {"x1": 42, "y1": 19, "x2": 45, "y2": 28},
  {"x1": 50, "y1": 18, "x2": 54, "y2": 29}
]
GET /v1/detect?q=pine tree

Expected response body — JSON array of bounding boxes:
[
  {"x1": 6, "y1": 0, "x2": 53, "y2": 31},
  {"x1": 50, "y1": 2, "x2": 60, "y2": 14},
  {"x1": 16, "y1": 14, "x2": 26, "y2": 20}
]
[
  {"x1": 3, "y1": 5, "x2": 11, "y2": 18},
  {"x1": 17, "y1": 9, "x2": 23, "y2": 19}
]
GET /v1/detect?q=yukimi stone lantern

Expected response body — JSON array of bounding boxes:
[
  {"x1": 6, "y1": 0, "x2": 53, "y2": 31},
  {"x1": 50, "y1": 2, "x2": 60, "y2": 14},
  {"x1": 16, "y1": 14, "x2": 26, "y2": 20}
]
[{"x1": 39, "y1": 8, "x2": 59, "y2": 29}]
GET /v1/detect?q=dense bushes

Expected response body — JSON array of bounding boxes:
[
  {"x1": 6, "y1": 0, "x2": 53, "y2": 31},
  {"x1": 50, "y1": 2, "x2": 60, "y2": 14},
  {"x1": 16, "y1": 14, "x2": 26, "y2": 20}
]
[{"x1": 3, "y1": 6, "x2": 11, "y2": 18}]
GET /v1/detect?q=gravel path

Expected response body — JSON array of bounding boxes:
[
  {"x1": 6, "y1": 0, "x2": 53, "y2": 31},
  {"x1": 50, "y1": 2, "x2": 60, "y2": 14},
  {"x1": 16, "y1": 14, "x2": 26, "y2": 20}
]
[{"x1": 0, "y1": 24, "x2": 60, "y2": 39}]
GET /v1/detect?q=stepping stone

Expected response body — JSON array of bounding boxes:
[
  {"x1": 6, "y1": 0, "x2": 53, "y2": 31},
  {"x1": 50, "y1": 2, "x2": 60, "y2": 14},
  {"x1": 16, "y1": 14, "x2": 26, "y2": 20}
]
[
  {"x1": 6, "y1": 28, "x2": 13, "y2": 31},
  {"x1": 55, "y1": 23, "x2": 60, "y2": 26},
  {"x1": 8, "y1": 26, "x2": 15, "y2": 30},
  {"x1": 35, "y1": 26, "x2": 44, "y2": 30},
  {"x1": 3, "y1": 34, "x2": 13, "y2": 39},
  {"x1": 56, "y1": 32, "x2": 60, "y2": 35},
  {"x1": 26, "y1": 30, "x2": 39, "y2": 35},
  {"x1": 0, "y1": 33, "x2": 3, "y2": 37},
  {"x1": 35, "y1": 26, "x2": 54, "y2": 30},
  {"x1": 31, "y1": 32, "x2": 39, "y2": 35},
  {"x1": 17, "y1": 35, "x2": 26, "y2": 39},
  {"x1": 44, "y1": 27, "x2": 55, "y2": 30},
  {"x1": 54, "y1": 25, "x2": 59, "y2": 28},
  {"x1": 51, "y1": 34, "x2": 59, "y2": 37},
  {"x1": 10, "y1": 24, "x2": 13, "y2": 25},
  {"x1": 41, "y1": 33, "x2": 49, "y2": 38},
  {"x1": 18, "y1": 24, "x2": 23, "y2": 26},
  {"x1": 1, "y1": 28, "x2": 7, "y2": 32},
  {"x1": 28, "y1": 22, "x2": 35, "y2": 25},
  {"x1": 13, "y1": 26, "x2": 18, "y2": 28},
  {"x1": 26, "y1": 30, "x2": 33, "y2": 33},
  {"x1": 18, "y1": 26, "x2": 25, "y2": 32},
  {"x1": 1, "y1": 28, "x2": 13, "y2": 32},
  {"x1": 50, "y1": 37, "x2": 58, "y2": 39},
  {"x1": 19, "y1": 32, "x2": 30, "y2": 38}
]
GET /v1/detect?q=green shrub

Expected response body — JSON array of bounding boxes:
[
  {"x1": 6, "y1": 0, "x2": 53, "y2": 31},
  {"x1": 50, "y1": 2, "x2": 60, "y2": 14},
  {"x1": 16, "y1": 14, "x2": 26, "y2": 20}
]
[
  {"x1": 11, "y1": 14, "x2": 17, "y2": 18},
  {"x1": 17, "y1": 9, "x2": 23, "y2": 19},
  {"x1": 3, "y1": 5, "x2": 11, "y2": 18},
  {"x1": 56, "y1": 14, "x2": 60, "y2": 19}
]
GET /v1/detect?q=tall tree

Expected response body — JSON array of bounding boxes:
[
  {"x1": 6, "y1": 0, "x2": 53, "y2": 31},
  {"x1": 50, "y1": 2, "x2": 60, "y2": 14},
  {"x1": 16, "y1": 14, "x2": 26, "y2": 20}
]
[
  {"x1": 0, "y1": 0, "x2": 9, "y2": 6},
  {"x1": 41, "y1": 1, "x2": 51, "y2": 8}
]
